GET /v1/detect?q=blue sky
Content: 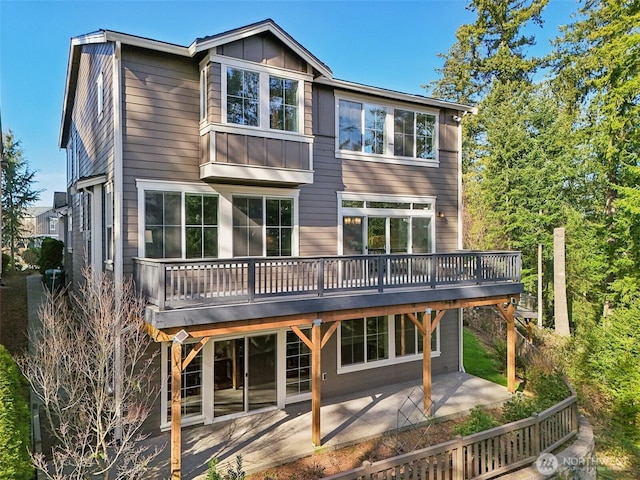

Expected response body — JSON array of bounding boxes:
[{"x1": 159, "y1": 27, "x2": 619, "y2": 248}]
[{"x1": 0, "y1": 0, "x2": 578, "y2": 207}]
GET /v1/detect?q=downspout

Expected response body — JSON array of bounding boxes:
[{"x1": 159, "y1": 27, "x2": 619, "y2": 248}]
[
  {"x1": 113, "y1": 41, "x2": 123, "y2": 286},
  {"x1": 457, "y1": 112, "x2": 465, "y2": 373}
]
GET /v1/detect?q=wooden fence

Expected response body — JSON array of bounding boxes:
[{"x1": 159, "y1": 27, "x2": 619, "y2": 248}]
[{"x1": 322, "y1": 395, "x2": 579, "y2": 480}]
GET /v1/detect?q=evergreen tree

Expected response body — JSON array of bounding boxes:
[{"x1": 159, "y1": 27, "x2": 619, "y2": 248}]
[
  {"x1": 1, "y1": 130, "x2": 41, "y2": 271},
  {"x1": 552, "y1": 0, "x2": 640, "y2": 307}
]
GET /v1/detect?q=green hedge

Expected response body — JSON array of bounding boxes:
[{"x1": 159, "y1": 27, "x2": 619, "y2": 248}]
[
  {"x1": 39, "y1": 237, "x2": 64, "y2": 274},
  {"x1": 0, "y1": 345, "x2": 33, "y2": 479}
]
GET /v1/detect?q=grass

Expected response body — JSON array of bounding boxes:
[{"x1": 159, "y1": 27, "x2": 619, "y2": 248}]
[{"x1": 462, "y1": 327, "x2": 508, "y2": 387}]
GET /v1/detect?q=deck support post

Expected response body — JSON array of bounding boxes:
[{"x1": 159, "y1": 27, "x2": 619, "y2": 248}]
[
  {"x1": 170, "y1": 340, "x2": 182, "y2": 479},
  {"x1": 423, "y1": 308, "x2": 432, "y2": 415},
  {"x1": 311, "y1": 318, "x2": 322, "y2": 446}
]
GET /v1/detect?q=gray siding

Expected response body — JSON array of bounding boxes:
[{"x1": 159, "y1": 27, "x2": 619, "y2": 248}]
[
  {"x1": 321, "y1": 310, "x2": 460, "y2": 399},
  {"x1": 219, "y1": 32, "x2": 307, "y2": 73},
  {"x1": 299, "y1": 86, "x2": 460, "y2": 256},
  {"x1": 213, "y1": 132, "x2": 310, "y2": 170},
  {"x1": 68, "y1": 42, "x2": 115, "y2": 286},
  {"x1": 120, "y1": 45, "x2": 200, "y2": 276}
]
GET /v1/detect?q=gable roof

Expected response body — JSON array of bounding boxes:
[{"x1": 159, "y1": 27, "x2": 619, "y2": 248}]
[
  {"x1": 59, "y1": 20, "x2": 332, "y2": 147},
  {"x1": 191, "y1": 19, "x2": 332, "y2": 78}
]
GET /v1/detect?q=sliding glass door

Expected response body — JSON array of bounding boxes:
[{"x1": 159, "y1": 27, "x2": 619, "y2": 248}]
[{"x1": 213, "y1": 334, "x2": 277, "y2": 417}]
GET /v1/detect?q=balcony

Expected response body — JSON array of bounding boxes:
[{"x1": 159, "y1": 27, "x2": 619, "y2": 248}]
[{"x1": 134, "y1": 252, "x2": 522, "y2": 329}]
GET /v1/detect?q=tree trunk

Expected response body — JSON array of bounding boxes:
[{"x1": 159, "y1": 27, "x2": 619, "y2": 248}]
[{"x1": 554, "y1": 228, "x2": 570, "y2": 336}]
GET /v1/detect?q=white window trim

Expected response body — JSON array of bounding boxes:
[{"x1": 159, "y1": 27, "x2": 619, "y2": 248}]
[
  {"x1": 136, "y1": 179, "x2": 299, "y2": 259},
  {"x1": 337, "y1": 192, "x2": 437, "y2": 256},
  {"x1": 337, "y1": 315, "x2": 441, "y2": 375},
  {"x1": 160, "y1": 339, "x2": 211, "y2": 430},
  {"x1": 104, "y1": 182, "x2": 114, "y2": 270},
  {"x1": 218, "y1": 57, "x2": 306, "y2": 136},
  {"x1": 335, "y1": 92, "x2": 440, "y2": 168}
]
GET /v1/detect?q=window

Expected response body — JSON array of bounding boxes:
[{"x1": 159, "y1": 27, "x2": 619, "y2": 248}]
[
  {"x1": 286, "y1": 329, "x2": 311, "y2": 397},
  {"x1": 232, "y1": 196, "x2": 292, "y2": 257},
  {"x1": 83, "y1": 192, "x2": 92, "y2": 263},
  {"x1": 200, "y1": 66, "x2": 207, "y2": 122},
  {"x1": 336, "y1": 97, "x2": 438, "y2": 164},
  {"x1": 224, "y1": 66, "x2": 301, "y2": 132},
  {"x1": 339, "y1": 314, "x2": 441, "y2": 371},
  {"x1": 340, "y1": 316, "x2": 389, "y2": 366},
  {"x1": 338, "y1": 100, "x2": 386, "y2": 154},
  {"x1": 97, "y1": 72, "x2": 104, "y2": 118},
  {"x1": 394, "y1": 109, "x2": 435, "y2": 159},
  {"x1": 165, "y1": 343, "x2": 203, "y2": 418},
  {"x1": 186, "y1": 194, "x2": 218, "y2": 258},
  {"x1": 49, "y1": 217, "x2": 58, "y2": 233},
  {"x1": 269, "y1": 76, "x2": 298, "y2": 131},
  {"x1": 394, "y1": 313, "x2": 438, "y2": 357},
  {"x1": 227, "y1": 67, "x2": 259, "y2": 126},
  {"x1": 144, "y1": 191, "x2": 218, "y2": 259},
  {"x1": 103, "y1": 186, "x2": 113, "y2": 264}
]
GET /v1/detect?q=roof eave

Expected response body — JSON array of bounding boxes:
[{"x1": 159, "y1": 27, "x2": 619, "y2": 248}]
[{"x1": 316, "y1": 77, "x2": 477, "y2": 113}]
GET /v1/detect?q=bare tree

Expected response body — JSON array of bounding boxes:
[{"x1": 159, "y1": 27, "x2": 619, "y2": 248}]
[{"x1": 18, "y1": 268, "x2": 163, "y2": 479}]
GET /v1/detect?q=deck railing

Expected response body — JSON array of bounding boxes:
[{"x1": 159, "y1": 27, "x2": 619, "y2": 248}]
[
  {"x1": 133, "y1": 251, "x2": 521, "y2": 310},
  {"x1": 322, "y1": 394, "x2": 579, "y2": 480}
]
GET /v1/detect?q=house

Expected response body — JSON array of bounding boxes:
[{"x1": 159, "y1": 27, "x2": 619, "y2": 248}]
[
  {"x1": 59, "y1": 19, "x2": 523, "y2": 477},
  {"x1": 32, "y1": 192, "x2": 68, "y2": 242}
]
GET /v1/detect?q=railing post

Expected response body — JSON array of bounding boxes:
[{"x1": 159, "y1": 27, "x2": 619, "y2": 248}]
[
  {"x1": 158, "y1": 263, "x2": 166, "y2": 310},
  {"x1": 318, "y1": 258, "x2": 324, "y2": 297},
  {"x1": 430, "y1": 254, "x2": 437, "y2": 288},
  {"x1": 378, "y1": 256, "x2": 384, "y2": 292},
  {"x1": 475, "y1": 253, "x2": 483, "y2": 285},
  {"x1": 454, "y1": 435, "x2": 464, "y2": 480},
  {"x1": 248, "y1": 260, "x2": 256, "y2": 303},
  {"x1": 532, "y1": 412, "x2": 540, "y2": 457}
]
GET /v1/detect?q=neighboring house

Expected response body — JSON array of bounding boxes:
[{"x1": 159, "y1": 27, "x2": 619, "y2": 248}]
[
  {"x1": 59, "y1": 19, "x2": 523, "y2": 464},
  {"x1": 33, "y1": 192, "x2": 68, "y2": 241},
  {"x1": 24, "y1": 206, "x2": 50, "y2": 242}
]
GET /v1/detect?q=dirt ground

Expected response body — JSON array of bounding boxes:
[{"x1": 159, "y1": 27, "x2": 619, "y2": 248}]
[
  {"x1": 247, "y1": 415, "x2": 471, "y2": 480},
  {"x1": 0, "y1": 270, "x2": 31, "y2": 356}
]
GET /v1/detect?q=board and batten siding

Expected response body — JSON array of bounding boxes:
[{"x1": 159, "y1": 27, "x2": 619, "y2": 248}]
[
  {"x1": 120, "y1": 45, "x2": 200, "y2": 276},
  {"x1": 218, "y1": 32, "x2": 308, "y2": 73},
  {"x1": 320, "y1": 310, "x2": 460, "y2": 399}
]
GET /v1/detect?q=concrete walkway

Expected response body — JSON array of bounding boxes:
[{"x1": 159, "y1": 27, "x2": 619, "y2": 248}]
[
  {"x1": 26, "y1": 274, "x2": 512, "y2": 480},
  {"x1": 142, "y1": 372, "x2": 511, "y2": 479}
]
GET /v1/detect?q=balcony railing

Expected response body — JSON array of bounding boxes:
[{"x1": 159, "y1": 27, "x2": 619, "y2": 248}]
[{"x1": 133, "y1": 251, "x2": 521, "y2": 310}]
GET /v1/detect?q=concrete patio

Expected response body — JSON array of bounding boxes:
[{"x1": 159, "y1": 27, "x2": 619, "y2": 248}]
[{"x1": 142, "y1": 371, "x2": 512, "y2": 479}]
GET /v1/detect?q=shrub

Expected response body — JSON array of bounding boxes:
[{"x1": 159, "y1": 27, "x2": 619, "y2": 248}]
[
  {"x1": 501, "y1": 392, "x2": 539, "y2": 423},
  {"x1": 21, "y1": 248, "x2": 40, "y2": 269},
  {"x1": 454, "y1": 406, "x2": 500, "y2": 436},
  {"x1": 0, "y1": 345, "x2": 33, "y2": 480},
  {"x1": 207, "y1": 455, "x2": 245, "y2": 480},
  {"x1": 39, "y1": 237, "x2": 64, "y2": 274},
  {"x1": 526, "y1": 366, "x2": 571, "y2": 410}
]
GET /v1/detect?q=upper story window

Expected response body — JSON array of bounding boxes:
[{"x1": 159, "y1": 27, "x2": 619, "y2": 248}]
[
  {"x1": 200, "y1": 66, "x2": 208, "y2": 122},
  {"x1": 394, "y1": 109, "x2": 435, "y2": 159},
  {"x1": 97, "y1": 72, "x2": 104, "y2": 118},
  {"x1": 227, "y1": 67, "x2": 259, "y2": 126},
  {"x1": 224, "y1": 65, "x2": 301, "y2": 133},
  {"x1": 336, "y1": 96, "x2": 439, "y2": 166}
]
